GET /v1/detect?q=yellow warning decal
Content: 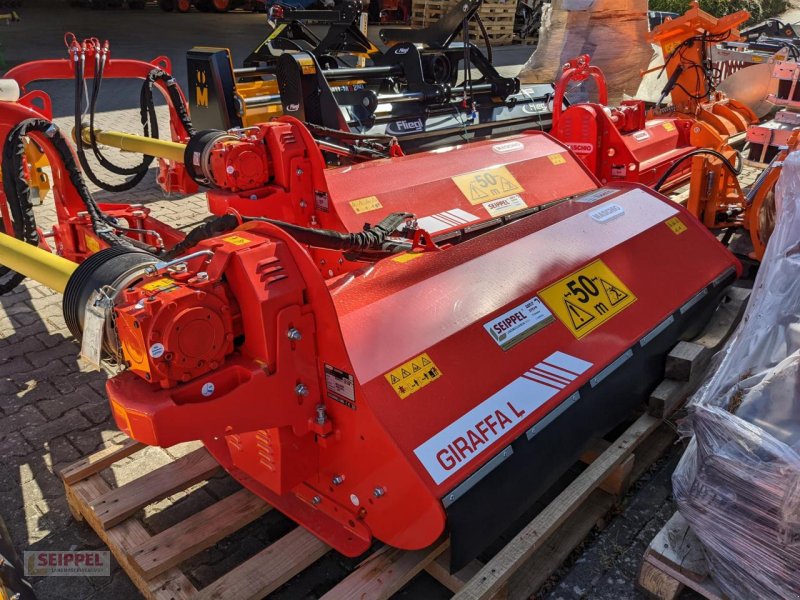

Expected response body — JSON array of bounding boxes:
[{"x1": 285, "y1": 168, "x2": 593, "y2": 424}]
[
  {"x1": 663, "y1": 122, "x2": 676, "y2": 132},
  {"x1": 222, "y1": 235, "x2": 252, "y2": 246},
  {"x1": 298, "y1": 56, "x2": 316, "y2": 75},
  {"x1": 665, "y1": 216, "x2": 687, "y2": 235},
  {"x1": 452, "y1": 166, "x2": 524, "y2": 206},
  {"x1": 142, "y1": 278, "x2": 177, "y2": 292},
  {"x1": 547, "y1": 153, "x2": 567, "y2": 166},
  {"x1": 84, "y1": 235, "x2": 100, "y2": 254},
  {"x1": 350, "y1": 196, "x2": 383, "y2": 214},
  {"x1": 266, "y1": 23, "x2": 287, "y2": 41},
  {"x1": 385, "y1": 352, "x2": 442, "y2": 399},
  {"x1": 539, "y1": 260, "x2": 637, "y2": 339},
  {"x1": 393, "y1": 252, "x2": 425, "y2": 264}
]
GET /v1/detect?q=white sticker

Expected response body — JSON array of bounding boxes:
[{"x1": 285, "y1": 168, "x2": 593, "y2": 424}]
[
  {"x1": 632, "y1": 130, "x2": 651, "y2": 142},
  {"x1": 325, "y1": 364, "x2": 356, "y2": 409},
  {"x1": 566, "y1": 142, "x2": 594, "y2": 155},
  {"x1": 149, "y1": 343, "x2": 165, "y2": 359},
  {"x1": 492, "y1": 141, "x2": 524, "y2": 154},
  {"x1": 414, "y1": 352, "x2": 593, "y2": 484},
  {"x1": 484, "y1": 296, "x2": 554, "y2": 350},
  {"x1": 575, "y1": 188, "x2": 617, "y2": 204},
  {"x1": 589, "y1": 202, "x2": 625, "y2": 224},
  {"x1": 483, "y1": 194, "x2": 528, "y2": 218},
  {"x1": 201, "y1": 382, "x2": 215, "y2": 397},
  {"x1": 416, "y1": 209, "x2": 479, "y2": 234}
]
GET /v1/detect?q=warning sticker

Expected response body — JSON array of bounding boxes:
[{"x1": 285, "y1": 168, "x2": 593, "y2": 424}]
[
  {"x1": 539, "y1": 260, "x2": 637, "y2": 339},
  {"x1": 483, "y1": 194, "x2": 528, "y2": 218},
  {"x1": 222, "y1": 235, "x2": 252, "y2": 246},
  {"x1": 665, "y1": 216, "x2": 687, "y2": 235},
  {"x1": 547, "y1": 153, "x2": 567, "y2": 165},
  {"x1": 325, "y1": 364, "x2": 356, "y2": 410},
  {"x1": 385, "y1": 352, "x2": 442, "y2": 399},
  {"x1": 663, "y1": 122, "x2": 676, "y2": 132},
  {"x1": 141, "y1": 278, "x2": 177, "y2": 292},
  {"x1": 350, "y1": 196, "x2": 383, "y2": 214},
  {"x1": 452, "y1": 166, "x2": 524, "y2": 205},
  {"x1": 266, "y1": 23, "x2": 287, "y2": 41},
  {"x1": 84, "y1": 235, "x2": 100, "y2": 254},
  {"x1": 484, "y1": 296, "x2": 554, "y2": 350},
  {"x1": 393, "y1": 252, "x2": 425, "y2": 264}
]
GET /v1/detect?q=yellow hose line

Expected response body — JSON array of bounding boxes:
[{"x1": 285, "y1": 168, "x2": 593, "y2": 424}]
[
  {"x1": 79, "y1": 127, "x2": 187, "y2": 164},
  {"x1": 0, "y1": 233, "x2": 77, "y2": 294}
]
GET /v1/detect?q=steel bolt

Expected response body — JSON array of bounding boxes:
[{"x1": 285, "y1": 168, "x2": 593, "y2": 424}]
[
  {"x1": 296, "y1": 168, "x2": 304, "y2": 176},
  {"x1": 316, "y1": 404, "x2": 327, "y2": 425},
  {"x1": 287, "y1": 328, "x2": 302, "y2": 341},
  {"x1": 373, "y1": 487, "x2": 385, "y2": 498},
  {"x1": 332, "y1": 475, "x2": 344, "y2": 486},
  {"x1": 311, "y1": 495, "x2": 321, "y2": 505},
  {"x1": 196, "y1": 272, "x2": 209, "y2": 281},
  {"x1": 448, "y1": 494, "x2": 455, "y2": 502},
  {"x1": 295, "y1": 383, "x2": 309, "y2": 396}
]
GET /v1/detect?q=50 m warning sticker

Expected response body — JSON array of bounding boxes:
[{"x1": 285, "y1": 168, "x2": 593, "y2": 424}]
[
  {"x1": 452, "y1": 166, "x2": 524, "y2": 205},
  {"x1": 538, "y1": 260, "x2": 637, "y2": 339},
  {"x1": 385, "y1": 353, "x2": 442, "y2": 399}
]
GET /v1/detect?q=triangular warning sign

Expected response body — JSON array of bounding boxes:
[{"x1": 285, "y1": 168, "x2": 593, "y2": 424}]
[
  {"x1": 390, "y1": 374, "x2": 400, "y2": 384},
  {"x1": 421, "y1": 356, "x2": 432, "y2": 366},
  {"x1": 469, "y1": 182, "x2": 489, "y2": 202},
  {"x1": 412, "y1": 362, "x2": 421, "y2": 373},
  {"x1": 499, "y1": 176, "x2": 515, "y2": 192},
  {"x1": 564, "y1": 298, "x2": 595, "y2": 330},
  {"x1": 401, "y1": 368, "x2": 411, "y2": 378},
  {"x1": 599, "y1": 278, "x2": 629, "y2": 306}
]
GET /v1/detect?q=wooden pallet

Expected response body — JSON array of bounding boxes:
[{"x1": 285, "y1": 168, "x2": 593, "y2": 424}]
[
  {"x1": 410, "y1": 0, "x2": 518, "y2": 46},
  {"x1": 637, "y1": 512, "x2": 726, "y2": 600},
  {"x1": 57, "y1": 288, "x2": 748, "y2": 600}
]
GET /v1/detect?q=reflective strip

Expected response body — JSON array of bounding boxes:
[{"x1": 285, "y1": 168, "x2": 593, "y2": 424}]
[
  {"x1": 442, "y1": 445, "x2": 513, "y2": 508},
  {"x1": 639, "y1": 315, "x2": 675, "y2": 347},
  {"x1": 590, "y1": 349, "x2": 633, "y2": 388},
  {"x1": 679, "y1": 289, "x2": 708, "y2": 315},
  {"x1": 526, "y1": 392, "x2": 580, "y2": 440}
]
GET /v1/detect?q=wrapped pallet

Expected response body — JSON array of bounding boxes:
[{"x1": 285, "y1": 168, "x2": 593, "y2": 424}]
[
  {"x1": 518, "y1": 0, "x2": 653, "y2": 103},
  {"x1": 672, "y1": 150, "x2": 800, "y2": 599}
]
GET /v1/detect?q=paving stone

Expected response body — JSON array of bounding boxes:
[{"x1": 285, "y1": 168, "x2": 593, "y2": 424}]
[
  {"x1": 0, "y1": 405, "x2": 47, "y2": 442},
  {"x1": 37, "y1": 388, "x2": 103, "y2": 420},
  {"x1": 26, "y1": 341, "x2": 80, "y2": 369},
  {"x1": 0, "y1": 355, "x2": 34, "y2": 379},
  {"x1": 0, "y1": 431, "x2": 34, "y2": 457},
  {"x1": 23, "y1": 409, "x2": 92, "y2": 449}
]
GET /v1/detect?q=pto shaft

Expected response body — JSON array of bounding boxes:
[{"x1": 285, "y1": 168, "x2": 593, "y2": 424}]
[
  {"x1": 0, "y1": 232, "x2": 77, "y2": 293},
  {"x1": 80, "y1": 126, "x2": 187, "y2": 163}
]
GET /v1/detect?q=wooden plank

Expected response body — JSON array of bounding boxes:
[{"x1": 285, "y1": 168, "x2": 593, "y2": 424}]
[
  {"x1": 643, "y1": 551, "x2": 725, "y2": 600},
  {"x1": 424, "y1": 549, "x2": 483, "y2": 594},
  {"x1": 321, "y1": 539, "x2": 449, "y2": 600},
  {"x1": 637, "y1": 559, "x2": 684, "y2": 600},
  {"x1": 647, "y1": 513, "x2": 707, "y2": 582},
  {"x1": 664, "y1": 341, "x2": 706, "y2": 382},
  {"x1": 58, "y1": 438, "x2": 145, "y2": 485},
  {"x1": 129, "y1": 488, "x2": 271, "y2": 579},
  {"x1": 581, "y1": 440, "x2": 636, "y2": 496},
  {"x1": 453, "y1": 413, "x2": 661, "y2": 600},
  {"x1": 505, "y1": 490, "x2": 614, "y2": 600},
  {"x1": 70, "y1": 474, "x2": 197, "y2": 600},
  {"x1": 194, "y1": 527, "x2": 329, "y2": 600},
  {"x1": 89, "y1": 448, "x2": 222, "y2": 530}
]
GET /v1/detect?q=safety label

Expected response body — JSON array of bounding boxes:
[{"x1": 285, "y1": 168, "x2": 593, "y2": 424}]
[
  {"x1": 539, "y1": 260, "x2": 637, "y2": 339},
  {"x1": 483, "y1": 194, "x2": 527, "y2": 218},
  {"x1": 222, "y1": 235, "x2": 252, "y2": 246},
  {"x1": 325, "y1": 364, "x2": 356, "y2": 409},
  {"x1": 84, "y1": 235, "x2": 100, "y2": 254},
  {"x1": 385, "y1": 352, "x2": 442, "y2": 399},
  {"x1": 414, "y1": 351, "x2": 592, "y2": 484},
  {"x1": 266, "y1": 23, "x2": 287, "y2": 41},
  {"x1": 484, "y1": 296, "x2": 554, "y2": 350},
  {"x1": 141, "y1": 278, "x2": 177, "y2": 292},
  {"x1": 547, "y1": 153, "x2": 567, "y2": 165},
  {"x1": 452, "y1": 166, "x2": 524, "y2": 205},
  {"x1": 350, "y1": 196, "x2": 383, "y2": 214},
  {"x1": 393, "y1": 252, "x2": 425, "y2": 264},
  {"x1": 665, "y1": 216, "x2": 687, "y2": 235},
  {"x1": 663, "y1": 122, "x2": 676, "y2": 132}
]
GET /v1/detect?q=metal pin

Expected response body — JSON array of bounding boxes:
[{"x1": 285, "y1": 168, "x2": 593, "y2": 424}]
[
  {"x1": 287, "y1": 328, "x2": 302, "y2": 341},
  {"x1": 316, "y1": 404, "x2": 327, "y2": 425}
]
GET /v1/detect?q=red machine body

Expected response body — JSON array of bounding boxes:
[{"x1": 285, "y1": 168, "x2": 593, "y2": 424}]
[
  {"x1": 550, "y1": 55, "x2": 726, "y2": 192},
  {"x1": 102, "y1": 130, "x2": 740, "y2": 564}
]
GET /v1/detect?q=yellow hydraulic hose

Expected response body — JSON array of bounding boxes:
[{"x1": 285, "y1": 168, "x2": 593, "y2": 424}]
[
  {"x1": 0, "y1": 233, "x2": 77, "y2": 294},
  {"x1": 79, "y1": 127, "x2": 187, "y2": 164}
]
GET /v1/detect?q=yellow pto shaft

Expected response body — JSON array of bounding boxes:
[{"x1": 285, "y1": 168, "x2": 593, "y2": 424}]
[
  {"x1": 80, "y1": 127, "x2": 187, "y2": 164},
  {"x1": 0, "y1": 232, "x2": 77, "y2": 294}
]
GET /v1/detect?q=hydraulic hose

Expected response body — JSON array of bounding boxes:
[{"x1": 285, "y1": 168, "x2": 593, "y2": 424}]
[{"x1": 653, "y1": 148, "x2": 742, "y2": 193}]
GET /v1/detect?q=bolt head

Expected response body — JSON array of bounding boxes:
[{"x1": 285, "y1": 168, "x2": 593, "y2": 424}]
[
  {"x1": 332, "y1": 475, "x2": 344, "y2": 485},
  {"x1": 311, "y1": 495, "x2": 321, "y2": 505},
  {"x1": 287, "y1": 328, "x2": 302, "y2": 341},
  {"x1": 373, "y1": 487, "x2": 385, "y2": 498},
  {"x1": 295, "y1": 383, "x2": 309, "y2": 396}
]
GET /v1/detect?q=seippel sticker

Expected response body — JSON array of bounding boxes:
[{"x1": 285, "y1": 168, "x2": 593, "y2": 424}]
[
  {"x1": 385, "y1": 352, "x2": 442, "y2": 399},
  {"x1": 483, "y1": 194, "x2": 527, "y2": 218},
  {"x1": 484, "y1": 296, "x2": 554, "y2": 351},
  {"x1": 350, "y1": 196, "x2": 382, "y2": 214},
  {"x1": 452, "y1": 166, "x2": 524, "y2": 206},
  {"x1": 539, "y1": 259, "x2": 637, "y2": 339},
  {"x1": 325, "y1": 364, "x2": 356, "y2": 410},
  {"x1": 665, "y1": 216, "x2": 687, "y2": 235}
]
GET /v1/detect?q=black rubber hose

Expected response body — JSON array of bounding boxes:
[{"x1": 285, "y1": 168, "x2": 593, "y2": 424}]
[
  {"x1": 146, "y1": 68, "x2": 196, "y2": 138},
  {"x1": 160, "y1": 214, "x2": 239, "y2": 260},
  {"x1": 653, "y1": 149, "x2": 742, "y2": 193},
  {"x1": 475, "y1": 13, "x2": 493, "y2": 65}
]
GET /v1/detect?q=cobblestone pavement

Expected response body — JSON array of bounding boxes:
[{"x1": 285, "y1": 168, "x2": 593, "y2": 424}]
[{"x1": 0, "y1": 4, "x2": 712, "y2": 600}]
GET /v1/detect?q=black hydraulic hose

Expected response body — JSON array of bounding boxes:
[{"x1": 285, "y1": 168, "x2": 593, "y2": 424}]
[
  {"x1": 475, "y1": 13, "x2": 493, "y2": 65},
  {"x1": 145, "y1": 68, "x2": 196, "y2": 138},
  {"x1": 653, "y1": 149, "x2": 742, "y2": 193},
  {"x1": 160, "y1": 211, "x2": 413, "y2": 260}
]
